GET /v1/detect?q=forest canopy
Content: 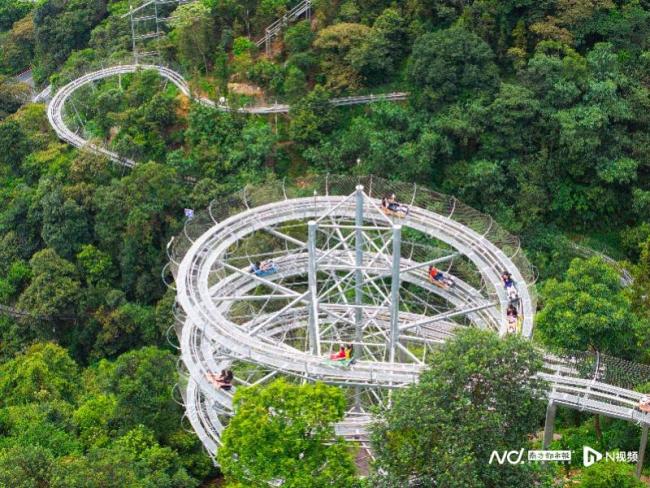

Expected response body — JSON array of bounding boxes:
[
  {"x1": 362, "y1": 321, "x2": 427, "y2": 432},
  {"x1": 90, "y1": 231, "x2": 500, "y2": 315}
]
[{"x1": 1, "y1": 0, "x2": 650, "y2": 485}]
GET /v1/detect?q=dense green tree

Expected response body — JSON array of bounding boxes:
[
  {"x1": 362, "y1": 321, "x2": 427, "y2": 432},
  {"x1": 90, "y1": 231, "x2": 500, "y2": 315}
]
[
  {"x1": 93, "y1": 162, "x2": 183, "y2": 302},
  {"x1": 87, "y1": 12, "x2": 130, "y2": 59},
  {"x1": 17, "y1": 248, "x2": 81, "y2": 324},
  {"x1": 0, "y1": 401, "x2": 82, "y2": 456},
  {"x1": 170, "y1": 2, "x2": 216, "y2": 73},
  {"x1": 283, "y1": 65, "x2": 307, "y2": 99},
  {"x1": 71, "y1": 426, "x2": 199, "y2": 488},
  {"x1": 629, "y1": 237, "x2": 650, "y2": 360},
  {"x1": 305, "y1": 101, "x2": 431, "y2": 180},
  {"x1": 576, "y1": 459, "x2": 644, "y2": 487},
  {"x1": 0, "y1": 342, "x2": 79, "y2": 405},
  {"x1": 91, "y1": 302, "x2": 158, "y2": 359},
  {"x1": 247, "y1": 59, "x2": 284, "y2": 94},
  {"x1": 219, "y1": 379, "x2": 358, "y2": 487},
  {"x1": 288, "y1": 85, "x2": 336, "y2": 145},
  {"x1": 76, "y1": 244, "x2": 116, "y2": 287},
  {"x1": 32, "y1": 0, "x2": 107, "y2": 81},
  {"x1": 96, "y1": 346, "x2": 180, "y2": 440},
  {"x1": 39, "y1": 180, "x2": 91, "y2": 259},
  {"x1": 536, "y1": 257, "x2": 645, "y2": 357},
  {"x1": 0, "y1": 259, "x2": 30, "y2": 302},
  {"x1": 0, "y1": 77, "x2": 30, "y2": 120},
  {"x1": 351, "y1": 7, "x2": 408, "y2": 84},
  {"x1": 0, "y1": 118, "x2": 30, "y2": 166},
  {"x1": 183, "y1": 104, "x2": 273, "y2": 181},
  {"x1": 370, "y1": 328, "x2": 548, "y2": 487},
  {"x1": 314, "y1": 22, "x2": 370, "y2": 90},
  {"x1": 0, "y1": 15, "x2": 35, "y2": 74},
  {"x1": 0, "y1": 0, "x2": 32, "y2": 31},
  {"x1": 72, "y1": 393, "x2": 117, "y2": 448},
  {"x1": 0, "y1": 445, "x2": 54, "y2": 488},
  {"x1": 283, "y1": 19, "x2": 314, "y2": 54},
  {"x1": 407, "y1": 26, "x2": 499, "y2": 108}
]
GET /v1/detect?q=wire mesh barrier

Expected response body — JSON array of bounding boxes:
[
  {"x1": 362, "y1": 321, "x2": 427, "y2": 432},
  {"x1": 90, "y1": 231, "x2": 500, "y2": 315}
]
[
  {"x1": 544, "y1": 350, "x2": 650, "y2": 392},
  {"x1": 570, "y1": 242, "x2": 634, "y2": 286}
]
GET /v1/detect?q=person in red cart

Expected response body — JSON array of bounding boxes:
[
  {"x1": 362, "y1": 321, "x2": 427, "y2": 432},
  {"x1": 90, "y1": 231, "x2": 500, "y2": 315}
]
[{"x1": 330, "y1": 346, "x2": 346, "y2": 361}]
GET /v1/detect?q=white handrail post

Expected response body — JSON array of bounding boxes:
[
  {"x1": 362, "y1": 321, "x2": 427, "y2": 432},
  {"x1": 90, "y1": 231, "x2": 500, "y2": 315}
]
[{"x1": 542, "y1": 400, "x2": 557, "y2": 449}]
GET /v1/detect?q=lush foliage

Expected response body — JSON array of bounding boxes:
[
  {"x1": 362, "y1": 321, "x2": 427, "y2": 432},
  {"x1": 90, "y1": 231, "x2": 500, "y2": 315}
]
[
  {"x1": 0, "y1": 343, "x2": 211, "y2": 487},
  {"x1": 2, "y1": 0, "x2": 650, "y2": 484},
  {"x1": 218, "y1": 379, "x2": 358, "y2": 487},
  {"x1": 577, "y1": 460, "x2": 645, "y2": 488},
  {"x1": 536, "y1": 256, "x2": 647, "y2": 358},
  {"x1": 369, "y1": 328, "x2": 548, "y2": 487}
]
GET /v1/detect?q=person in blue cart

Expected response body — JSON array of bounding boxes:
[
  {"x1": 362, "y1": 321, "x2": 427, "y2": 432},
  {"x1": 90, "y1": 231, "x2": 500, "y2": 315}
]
[{"x1": 250, "y1": 260, "x2": 278, "y2": 276}]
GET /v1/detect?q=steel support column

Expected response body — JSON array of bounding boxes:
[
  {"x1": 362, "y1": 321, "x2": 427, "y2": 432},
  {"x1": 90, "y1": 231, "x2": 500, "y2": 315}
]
[
  {"x1": 543, "y1": 400, "x2": 557, "y2": 449},
  {"x1": 307, "y1": 221, "x2": 321, "y2": 356},
  {"x1": 354, "y1": 185, "x2": 364, "y2": 411},
  {"x1": 265, "y1": 28, "x2": 271, "y2": 56},
  {"x1": 354, "y1": 185, "x2": 364, "y2": 358},
  {"x1": 388, "y1": 224, "x2": 401, "y2": 363},
  {"x1": 129, "y1": 7, "x2": 138, "y2": 63},
  {"x1": 637, "y1": 424, "x2": 648, "y2": 479}
]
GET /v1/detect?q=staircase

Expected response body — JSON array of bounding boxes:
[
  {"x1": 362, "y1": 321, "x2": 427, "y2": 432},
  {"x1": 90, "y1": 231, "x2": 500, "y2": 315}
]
[{"x1": 256, "y1": 0, "x2": 312, "y2": 55}]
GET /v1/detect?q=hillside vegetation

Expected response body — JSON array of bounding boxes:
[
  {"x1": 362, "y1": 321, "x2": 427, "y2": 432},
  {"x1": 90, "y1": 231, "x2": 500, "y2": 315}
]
[{"x1": 1, "y1": 0, "x2": 650, "y2": 486}]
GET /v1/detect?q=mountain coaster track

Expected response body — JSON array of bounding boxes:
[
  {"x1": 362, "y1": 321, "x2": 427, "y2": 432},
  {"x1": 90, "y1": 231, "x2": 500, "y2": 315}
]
[{"x1": 41, "y1": 64, "x2": 650, "y2": 470}]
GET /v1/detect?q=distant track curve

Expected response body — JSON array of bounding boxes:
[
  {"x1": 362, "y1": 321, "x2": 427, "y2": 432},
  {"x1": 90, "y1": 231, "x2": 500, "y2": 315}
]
[{"x1": 47, "y1": 64, "x2": 407, "y2": 167}]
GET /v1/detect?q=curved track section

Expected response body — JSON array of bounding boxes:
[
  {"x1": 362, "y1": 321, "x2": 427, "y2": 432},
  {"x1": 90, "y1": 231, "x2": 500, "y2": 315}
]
[
  {"x1": 176, "y1": 195, "x2": 531, "y2": 385},
  {"x1": 170, "y1": 178, "x2": 650, "y2": 461},
  {"x1": 47, "y1": 64, "x2": 407, "y2": 167},
  {"x1": 171, "y1": 178, "x2": 543, "y2": 459},
  {"x1": 47, "y1": 65, "x2": 190, "y2": 168}
]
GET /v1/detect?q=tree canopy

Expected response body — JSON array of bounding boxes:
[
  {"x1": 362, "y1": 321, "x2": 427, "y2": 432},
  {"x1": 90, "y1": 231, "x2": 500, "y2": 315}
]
[
  {"x1": 2, "y1": 0, "x2": 650, "y2": 484},
  {"x1": 370, "y1": 328, "x2": 548, "y2": 487},
  {"x1": 218, "y1": 379, "x2": 358, "y2": 487},
  {"x1": 536, "y1": 257, "x2": 647, "y2": 358}
]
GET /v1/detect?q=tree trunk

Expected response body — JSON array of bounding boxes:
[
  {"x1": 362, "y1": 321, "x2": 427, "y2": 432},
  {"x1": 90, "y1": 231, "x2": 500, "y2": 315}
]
[{"x1": 594, "y1": 414, "x2": 603, "y2": 447}]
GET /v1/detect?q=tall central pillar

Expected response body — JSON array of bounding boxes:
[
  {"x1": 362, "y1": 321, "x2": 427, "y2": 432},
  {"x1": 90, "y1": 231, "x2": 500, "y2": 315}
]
[
  {"x1": 354, "y1": 185, "x2": 364, "y2": 410},
  {"x1": 388, "y1": 224, "x2": 402, "y2": 363},
  {"x1": 307, "y1": 220, "x2": 320, "y2": 356},
  {"x1": 354, "y1": 185, "x2": 364, "y2": 358}
]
